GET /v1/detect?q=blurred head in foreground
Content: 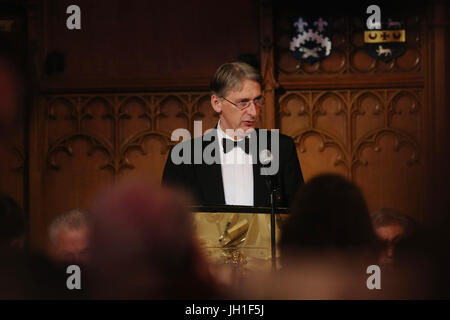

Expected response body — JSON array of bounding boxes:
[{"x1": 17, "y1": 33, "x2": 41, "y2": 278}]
[
  {"x1": 88, "y1": 181, "x2": 221, "y2": 299},
  {"x1": 280, "y1": 174, "x2": 376, "y2": 258},
  {"x1": 47, "y1": 209, "x2": 92, "y2": 266},
  {"x1": 264, "y1": 174, "x2": 383, "y2": 299},
  {"x1": 255, "y1": 174, "x2": 434, "y2": 299}
]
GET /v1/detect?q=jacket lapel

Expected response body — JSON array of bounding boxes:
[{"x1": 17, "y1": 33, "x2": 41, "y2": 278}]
[
  {"x1": 196, "y1": 129, "x2": 225, "y2": 205},
  {"x1": 252, "y1": 129, "x2": 270, "y2": 207}
]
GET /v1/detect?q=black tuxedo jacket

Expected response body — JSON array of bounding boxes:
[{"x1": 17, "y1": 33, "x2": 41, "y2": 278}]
[{"x1": 162, "y1": 128, "x2": 304, "y2": 207}]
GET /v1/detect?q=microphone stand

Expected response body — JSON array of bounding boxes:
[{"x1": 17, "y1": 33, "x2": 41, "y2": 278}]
[
  {"x1": 265, "y1": 175, "x2": 277, "y2": 272},
  {"x1": 260, "y1": 146, "x2": 277, "y2": 272}
]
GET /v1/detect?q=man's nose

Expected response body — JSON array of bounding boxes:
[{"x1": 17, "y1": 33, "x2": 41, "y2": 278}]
[{"x1": 246, "y1": 101, "x2": 258, "y2": 117}]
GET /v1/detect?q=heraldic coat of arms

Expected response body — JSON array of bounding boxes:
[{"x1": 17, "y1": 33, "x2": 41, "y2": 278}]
[
  {"x1": 289, "y1": 17, "x2": 332, "y2": 64},
  {"x1": 364, "y1": 16, "x2": 406, "y2": 62}
]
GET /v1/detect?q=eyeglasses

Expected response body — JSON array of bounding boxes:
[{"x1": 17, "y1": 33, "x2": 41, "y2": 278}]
[{"x1": 220, "y1": 96, "x2": 265, "y2": 110}]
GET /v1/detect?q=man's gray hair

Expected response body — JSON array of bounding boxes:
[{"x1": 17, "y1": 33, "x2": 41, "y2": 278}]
[
  {"x1": 48, "y1": 208, "x2": 91, "y2": 244},
  {"x1": 371, "y1": 208, "x2": 417, "y2": 235},
  {"x1": 210, "y1": 61, "x2": 262, "y2": 97}
]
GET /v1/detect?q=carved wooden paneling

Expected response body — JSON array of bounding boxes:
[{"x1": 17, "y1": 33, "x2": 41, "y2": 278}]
[
  {"x1": 43, "y1": 138, "x2": 115, "y2": 233},
  {"x1": 354, "y1": 136, "x2": 424, "y2": 224},
  {"x1": 279, "y1": 88, "x2": 424, "y2": 221},
  {"x1": 44, "y1": 93, "x2": 215, "y2": 170},
  {"x1": 271, "y1": 2, "x2": 438, "y2": 224},
  {"x1": 33, "y1": 92, "x2": 219, "y2": 248}
]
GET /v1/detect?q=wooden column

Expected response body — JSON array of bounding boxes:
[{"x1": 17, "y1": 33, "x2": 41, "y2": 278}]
[
  {"x1": 425, "y1": 1, "x2": 449, "y2": 224},
  {"x1": 26, "y1": 0, "x2": 45, "y2": 250},
  {"x1": 259, "y1": 0, "x2": 278, "y2": 130}
]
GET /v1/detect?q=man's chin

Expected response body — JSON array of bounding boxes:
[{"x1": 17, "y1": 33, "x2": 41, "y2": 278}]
[{"x1": 240, "y1": 121, "x2": 257, "y2": 131}]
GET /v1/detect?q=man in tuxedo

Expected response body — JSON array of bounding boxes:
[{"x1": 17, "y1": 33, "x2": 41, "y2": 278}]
[{"x1": 162, "y1": 62, "x2": 303, "y2": 207}]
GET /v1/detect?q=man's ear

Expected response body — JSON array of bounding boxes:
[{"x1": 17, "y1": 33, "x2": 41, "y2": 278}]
[{"x1": 211, "y1": 94, "x2": 222, "y2": 114}]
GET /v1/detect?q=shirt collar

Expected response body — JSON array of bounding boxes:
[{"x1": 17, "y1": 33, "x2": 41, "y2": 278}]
[{"x1": 217, "y1": 120, "x2": 254, "y2": 142}]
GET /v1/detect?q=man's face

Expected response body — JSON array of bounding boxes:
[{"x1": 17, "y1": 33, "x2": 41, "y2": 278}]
[
  {"x1": 375, "y1": 224, "x2": 406, "y2": 265},
  {"x1": 51, "y1": 226, "x2": 91, "y2": 265},
  {"x1": 211, "y1": 79, "x2": 262, "y2": 135}
]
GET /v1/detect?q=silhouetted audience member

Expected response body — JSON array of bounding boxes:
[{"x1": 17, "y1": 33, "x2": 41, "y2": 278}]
[
  {"x1": 47, "y1": 209, "x2": 92, "y2": 266},
  {"x1": 280, "y1": 174, "x2": 376, "y2": 257},
  {"x1": 88, "y1": 180, "x2": 224, "y2": 299},
  {"x1": 249, "y1": 174, "x2": 433, "y2": 299},
  {"x1": 0, "y1": 250, "x2": 76, "y2": 299},
  {"x1": 0, "y1": 198, "x2": 78, "y2": 299},
  {"x1": 237, "y1": 174, "x2": 383, "y2": 299},
  {"x1": 427, "y1": 213, "x2": 450, "y2": 299},
  {"x1": 370, "y1": 208, "x2": 418, "y2": 267},
  {"x1": 0, "y1": 193, "x2": 26, "y2": 250}
]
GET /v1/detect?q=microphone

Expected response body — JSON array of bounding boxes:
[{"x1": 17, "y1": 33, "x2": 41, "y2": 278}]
[
  {"x1": 259, "y1": 149, "x2": 273, "y2": 166},
  {"x1": 260, "y1": 149, "x2": 276, "y2": 195}
]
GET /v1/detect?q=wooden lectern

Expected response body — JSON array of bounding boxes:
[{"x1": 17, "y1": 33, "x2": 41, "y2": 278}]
[{"x1": 191, "y1": 205, "x2": 288, "y2": 285}]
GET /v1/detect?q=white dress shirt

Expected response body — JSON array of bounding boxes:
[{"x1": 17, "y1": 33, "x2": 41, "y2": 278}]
[{"x1": 217, "y1": 122, "x2": 254, "y2": 206}]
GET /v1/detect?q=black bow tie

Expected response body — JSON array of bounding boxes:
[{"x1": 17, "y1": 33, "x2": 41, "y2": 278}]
[{"x1": 222, "y1": 137, "x2": 250, "y2": 154}]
